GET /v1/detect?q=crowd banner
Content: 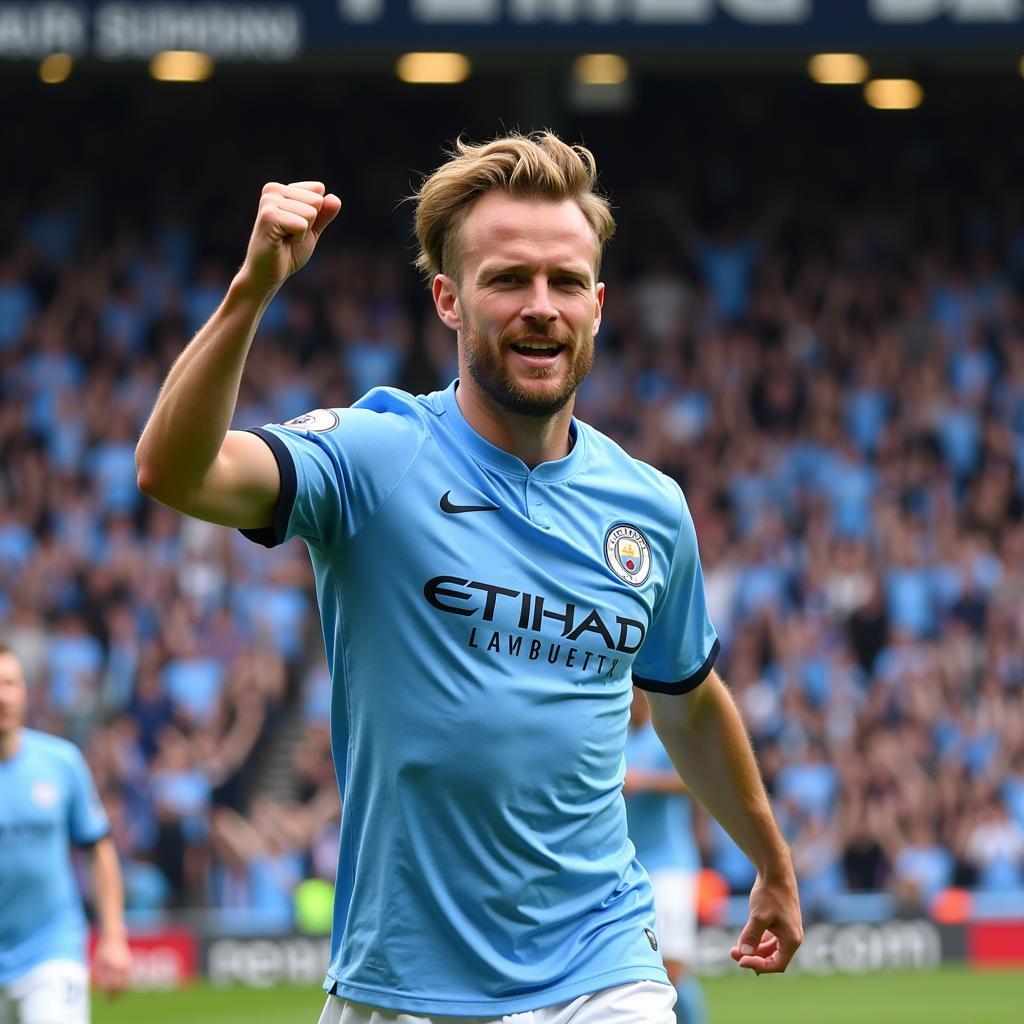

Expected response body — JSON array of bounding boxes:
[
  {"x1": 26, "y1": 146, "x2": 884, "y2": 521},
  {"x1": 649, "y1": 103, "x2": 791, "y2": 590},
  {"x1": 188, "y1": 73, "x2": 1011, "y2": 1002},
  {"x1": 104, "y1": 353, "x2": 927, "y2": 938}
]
[{"x1": 3, "y1": 1, "x2": 1024, "y2": 61}]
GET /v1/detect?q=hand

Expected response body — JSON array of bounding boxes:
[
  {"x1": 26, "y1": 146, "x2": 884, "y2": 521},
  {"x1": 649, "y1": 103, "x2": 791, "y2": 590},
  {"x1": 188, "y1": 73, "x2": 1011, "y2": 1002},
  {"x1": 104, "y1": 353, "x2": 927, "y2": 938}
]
[
  {"x1": 93, "y1": 933, "x2": 132, "y2": 996},
  {"x1": 730, "y1": 870, "x2": 803, "y2": 975},
  {"x1": 240, "y1": 181, "x2": 342, "y2": 296}
]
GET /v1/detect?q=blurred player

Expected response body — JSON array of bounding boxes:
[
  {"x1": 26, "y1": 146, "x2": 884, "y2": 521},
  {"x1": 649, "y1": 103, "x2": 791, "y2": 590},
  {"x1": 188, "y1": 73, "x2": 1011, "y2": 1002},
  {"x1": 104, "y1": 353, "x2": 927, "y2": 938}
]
[
  {"x1": 136, "y1": 131, "x2": 801, "y2": 1022},
  {"x1": 0, "y1": 644, "x2": 132, "y2": 1023},
  {"x1": 624, "y1": 688, "x2": 706, "y2": 1024}
]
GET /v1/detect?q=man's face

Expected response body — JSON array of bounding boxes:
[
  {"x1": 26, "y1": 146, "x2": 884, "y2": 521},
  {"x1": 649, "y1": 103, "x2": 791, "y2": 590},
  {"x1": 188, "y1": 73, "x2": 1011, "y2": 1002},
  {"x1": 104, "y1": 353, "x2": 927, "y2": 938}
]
[
  {"x1": 433, "y1": 193, "x2": 604, "y2": 417},
  {"x1": 0, "y1": 653, "x2": 27, "y2": 737}
]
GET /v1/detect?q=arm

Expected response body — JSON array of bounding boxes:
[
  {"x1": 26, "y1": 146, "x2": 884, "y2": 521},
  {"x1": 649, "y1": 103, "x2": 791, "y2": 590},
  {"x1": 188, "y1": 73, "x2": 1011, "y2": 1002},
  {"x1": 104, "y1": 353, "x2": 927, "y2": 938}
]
[
  {"x1": 205, "y1": 690, "x2": 266, "y2": 785},
  {"x1": 89, "y1": 836, "x2": 132, "y2": 995},
  {"x1": 622, "y1": 767, "x2": 690, "y2": 796},
  {"x1": 135, "y1": 181, "x2": 342, "y2": 527},
  {"x1": 647, "y1": 669, "x2": 803, "y2": 974}
]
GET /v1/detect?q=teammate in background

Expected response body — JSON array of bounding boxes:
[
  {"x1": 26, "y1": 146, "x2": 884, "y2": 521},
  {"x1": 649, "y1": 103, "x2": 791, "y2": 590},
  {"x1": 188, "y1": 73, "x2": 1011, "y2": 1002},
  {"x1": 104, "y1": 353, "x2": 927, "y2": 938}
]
[
  {"x1": 136, "y1": 132, "x2": 802, "y2": 1023},
  {"x1": 625, "y1": 688, "x2": 707, "y2": 1024},
  {"x1": 0, "y1": 644, "x2": 132, "y2": 1023}
]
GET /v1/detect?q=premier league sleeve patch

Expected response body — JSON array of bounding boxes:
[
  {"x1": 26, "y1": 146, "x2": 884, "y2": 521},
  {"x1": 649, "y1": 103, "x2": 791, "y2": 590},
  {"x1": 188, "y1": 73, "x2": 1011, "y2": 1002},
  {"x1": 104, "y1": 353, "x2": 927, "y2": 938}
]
[
  {"x1": 604, "y1": 523, "x2": 652, "y2": 586},
  {"x1": 280, "y1": 409, "x2": 340, "y2": 433}
]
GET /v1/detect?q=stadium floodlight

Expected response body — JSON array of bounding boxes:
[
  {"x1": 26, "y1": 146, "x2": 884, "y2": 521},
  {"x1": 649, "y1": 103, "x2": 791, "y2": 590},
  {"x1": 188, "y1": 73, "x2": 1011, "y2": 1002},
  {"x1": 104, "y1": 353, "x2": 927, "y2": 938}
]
[
  {"x1": 864, "y1": 78, "x2": 923, "y2": 109},
  {"x1": 149, "y1": 51, "x2": 215, "y2": 83},
  {"x1": 396, "y1": 53, "x2": 471, "y2": 84},
  {"x1": 573, "y1": 54, "x2": 630, "y2": 86},
  {"x1": 39, "y1": 53, "x2": 73, "y2": 84},
  {"x1": 807, "y1": 53, "x2": 869, "y2": 85}
]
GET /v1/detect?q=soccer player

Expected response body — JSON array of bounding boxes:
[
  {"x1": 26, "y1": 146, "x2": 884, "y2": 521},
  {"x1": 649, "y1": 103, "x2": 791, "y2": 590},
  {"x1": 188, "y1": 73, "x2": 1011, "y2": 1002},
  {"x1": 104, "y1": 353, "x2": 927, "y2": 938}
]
[
  {"x1": 136, "y1": 132, "x2": 802, "y2": 1023},
  {"x1": 624, "y1": 688, "x2": 706, "y2": 1024},
  {"x1": 0, "y1": 644, "x2": 132, "y2": 1023}
]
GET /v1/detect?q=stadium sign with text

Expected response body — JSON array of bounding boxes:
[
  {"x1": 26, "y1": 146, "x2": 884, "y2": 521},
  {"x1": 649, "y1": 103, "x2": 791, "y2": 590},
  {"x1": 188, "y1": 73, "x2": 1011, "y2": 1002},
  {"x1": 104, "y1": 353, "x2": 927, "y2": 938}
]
[
  {"x1": 88, "y1": 928, "x2": 199, "y2": 990},
  {"x1": 3, "y1": 0, "x2": 1024, "y2": 59},
  {"x1": 205, "y1": 935, "x2": 331, "y2": 987},
  {"x1": 695, "y1": 921, "x2": 947, "y2": 976}
]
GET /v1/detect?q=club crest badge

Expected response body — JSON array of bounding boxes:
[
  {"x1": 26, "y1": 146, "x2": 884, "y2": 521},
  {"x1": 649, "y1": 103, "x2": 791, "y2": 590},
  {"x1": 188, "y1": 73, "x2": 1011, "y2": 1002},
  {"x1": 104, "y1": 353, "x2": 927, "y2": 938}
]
[
  {"x1": 604, "y1": 523, "x2": 652, "y2": 586},
  {"x1": 31, "y1": 781, "x2": 59, "y2": 808},
  {"x1": 281, "y1": 409, "x2": 340, "y2": 433}
]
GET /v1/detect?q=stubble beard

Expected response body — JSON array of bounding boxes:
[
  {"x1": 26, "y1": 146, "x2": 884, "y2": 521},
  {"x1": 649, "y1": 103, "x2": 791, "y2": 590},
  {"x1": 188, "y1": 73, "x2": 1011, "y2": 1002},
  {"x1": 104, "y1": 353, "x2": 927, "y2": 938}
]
[{"x1": 462, "y1": 319, "x2": 595, "y2": 418}]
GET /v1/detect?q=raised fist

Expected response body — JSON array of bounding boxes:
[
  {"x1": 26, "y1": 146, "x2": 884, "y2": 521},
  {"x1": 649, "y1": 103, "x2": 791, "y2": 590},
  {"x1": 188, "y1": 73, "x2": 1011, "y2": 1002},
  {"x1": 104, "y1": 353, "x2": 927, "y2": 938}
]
[{"x1": 240, "y1": 181, "x2": 342, "y2": 296}]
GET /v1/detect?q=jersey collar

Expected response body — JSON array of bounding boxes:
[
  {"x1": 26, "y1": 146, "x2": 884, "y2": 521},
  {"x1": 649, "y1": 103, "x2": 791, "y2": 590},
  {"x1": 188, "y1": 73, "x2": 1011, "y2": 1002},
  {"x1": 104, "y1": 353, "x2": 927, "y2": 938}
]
[{"x1": 439, "y1": 380, "x2": 586, "y2": 482}]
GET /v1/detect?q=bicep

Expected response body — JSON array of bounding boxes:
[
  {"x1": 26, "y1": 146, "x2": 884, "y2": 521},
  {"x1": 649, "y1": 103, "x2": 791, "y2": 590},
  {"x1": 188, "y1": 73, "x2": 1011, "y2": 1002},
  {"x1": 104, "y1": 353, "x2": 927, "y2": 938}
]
[
  {"x1": 89, "y1": 834, "x2": 117, "y2": 863},
  {"x1": 176, "y1": 429, "x2": 281, "y2": 529},
  {"x1": 647, "y1": 668, "x2": 725, "y2": 736}
]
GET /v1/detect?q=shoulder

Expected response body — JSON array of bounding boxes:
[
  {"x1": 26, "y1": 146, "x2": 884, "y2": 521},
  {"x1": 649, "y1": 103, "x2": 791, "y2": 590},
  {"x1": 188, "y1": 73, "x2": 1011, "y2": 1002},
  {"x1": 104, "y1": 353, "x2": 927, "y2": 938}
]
[
  {"x1": 21, "y1": 728, "x2": 75, "y2": 756},
  {"x1": 20, "y1": 729, "x2": 86, "y2": 771},
  {"x1": 278, "y1": 387, "x2": 432, "y2": 443},
  {"x1": 577, "y1": 421, "x2": 687, "y2": 522},
  {"x1": 350, "y1": 385, "x2": 438, "y2": 429},
  {"x1": 264, "y1": 387, "x2": 436, "y2": 470}
]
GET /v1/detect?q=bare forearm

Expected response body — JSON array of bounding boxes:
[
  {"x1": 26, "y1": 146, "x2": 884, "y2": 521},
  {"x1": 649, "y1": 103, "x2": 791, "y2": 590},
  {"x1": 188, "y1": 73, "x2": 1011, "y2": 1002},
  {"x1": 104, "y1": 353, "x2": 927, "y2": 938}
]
[
  {"x1": 624, "y1": 769, "x2": 689, "y2": 796},
  {"x1": 135, "y1": 272, "x2": 273, "y2": 499},
  {"x1": 651, "y1": 676, "x2": 790, "y2": 877},
  {"x1": 91, "y1": 838, "x2": 127, "y2": 940}
]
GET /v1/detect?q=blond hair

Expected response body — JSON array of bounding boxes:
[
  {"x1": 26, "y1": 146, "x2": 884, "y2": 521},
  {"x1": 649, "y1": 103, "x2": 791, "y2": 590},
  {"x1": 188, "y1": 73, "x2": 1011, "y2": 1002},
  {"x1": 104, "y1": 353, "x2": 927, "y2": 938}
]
[{"x1": 413, "y1": 131, "x2": 615, "y2": 283}]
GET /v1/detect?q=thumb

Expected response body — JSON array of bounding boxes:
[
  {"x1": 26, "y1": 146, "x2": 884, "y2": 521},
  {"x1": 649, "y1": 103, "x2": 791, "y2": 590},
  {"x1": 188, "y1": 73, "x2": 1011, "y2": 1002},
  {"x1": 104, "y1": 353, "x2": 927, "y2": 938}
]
[
  {"x1": 312, "y1": 194, "x2": 342, "y2": 238},
  {"x1": 737, "y1": 916, "x2": 766, "y2": 957}
]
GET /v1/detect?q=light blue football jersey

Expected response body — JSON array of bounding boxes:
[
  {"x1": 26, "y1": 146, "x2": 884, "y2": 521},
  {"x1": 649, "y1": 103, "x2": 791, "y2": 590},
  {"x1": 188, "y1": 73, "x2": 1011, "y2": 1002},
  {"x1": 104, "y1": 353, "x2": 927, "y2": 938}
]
[
  {"x1": 243, "y1": 381, "x2": 719, "y2": 1015},
  {"x1": 0, "y1": 729, "x2": 110, "y2": 983},
  {"x1": 624, "y1": 721, "x2": 700, "y2": 874}
]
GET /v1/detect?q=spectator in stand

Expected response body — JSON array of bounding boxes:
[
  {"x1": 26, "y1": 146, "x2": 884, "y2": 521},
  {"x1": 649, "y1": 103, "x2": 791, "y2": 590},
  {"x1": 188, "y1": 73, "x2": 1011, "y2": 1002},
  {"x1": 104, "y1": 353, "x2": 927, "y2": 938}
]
[
  {"x1": 838, "y1": 796, "x2": 890, "y2": 893},
  {"x1": 961, "y1": 789, "x2": 1024, "y2": 891},
  {"x1": 210, "y1": 796, "x2": 311, "y2": 931},
  {"x1": 890, "y1": 817, "x2": 955, "y2": 911}
]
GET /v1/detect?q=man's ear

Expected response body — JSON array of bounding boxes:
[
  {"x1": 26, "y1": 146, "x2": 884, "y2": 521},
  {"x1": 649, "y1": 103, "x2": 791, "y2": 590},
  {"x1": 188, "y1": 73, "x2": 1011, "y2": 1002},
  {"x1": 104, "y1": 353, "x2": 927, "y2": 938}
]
[
  {"x1": 433, "y1": 274, "x2": 461, "y2": 331},
  {"x1": 593, "y1": 281, "x2": 605, "y2": 335}
]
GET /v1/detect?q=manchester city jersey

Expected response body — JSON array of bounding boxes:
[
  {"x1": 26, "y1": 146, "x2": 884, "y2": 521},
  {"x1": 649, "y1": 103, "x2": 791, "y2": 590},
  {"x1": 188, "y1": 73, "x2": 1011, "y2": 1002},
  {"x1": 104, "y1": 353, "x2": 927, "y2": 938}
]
[
  {"x1": 243, "y1": 381, "x2": 719, "y2": 1015},
  {"x1": 0, "y1": 729, "x2": 110, "y2": 983}
]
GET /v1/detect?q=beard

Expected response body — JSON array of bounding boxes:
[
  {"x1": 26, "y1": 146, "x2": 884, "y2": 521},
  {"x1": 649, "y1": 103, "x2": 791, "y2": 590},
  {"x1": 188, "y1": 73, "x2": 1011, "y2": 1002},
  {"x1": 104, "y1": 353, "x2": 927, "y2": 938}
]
[{"x1": 462, "y1": 319, "x2": 595, "y2": 418}]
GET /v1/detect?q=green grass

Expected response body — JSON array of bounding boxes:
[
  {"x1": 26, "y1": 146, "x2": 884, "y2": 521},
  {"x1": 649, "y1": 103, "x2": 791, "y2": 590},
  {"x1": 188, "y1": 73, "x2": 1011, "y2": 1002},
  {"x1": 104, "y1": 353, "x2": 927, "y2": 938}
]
[
  {"x1": 94, "y1": 968, "x2": 1024, "y2": 1024},
  {"x1": 703, "y1": 967, "x2": 1024, "y2": 1024},
  {"x1": 95, "y1": 982, "x2": 326, "y2": 1024}
]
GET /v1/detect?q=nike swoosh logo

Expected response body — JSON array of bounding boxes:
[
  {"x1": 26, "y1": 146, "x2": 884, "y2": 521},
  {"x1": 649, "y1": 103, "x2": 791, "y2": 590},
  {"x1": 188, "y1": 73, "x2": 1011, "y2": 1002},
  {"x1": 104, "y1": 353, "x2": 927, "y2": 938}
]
[{"x1": 440, "y1": 490, "x2": 501, "y2": 515}]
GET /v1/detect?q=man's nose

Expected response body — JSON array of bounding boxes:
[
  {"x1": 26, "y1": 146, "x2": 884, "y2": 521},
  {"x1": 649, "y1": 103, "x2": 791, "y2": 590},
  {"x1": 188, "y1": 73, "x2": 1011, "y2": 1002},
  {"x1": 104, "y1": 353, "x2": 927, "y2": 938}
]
[{"x1": 520, "y1": 280, "x2": 558, "y2": 324}]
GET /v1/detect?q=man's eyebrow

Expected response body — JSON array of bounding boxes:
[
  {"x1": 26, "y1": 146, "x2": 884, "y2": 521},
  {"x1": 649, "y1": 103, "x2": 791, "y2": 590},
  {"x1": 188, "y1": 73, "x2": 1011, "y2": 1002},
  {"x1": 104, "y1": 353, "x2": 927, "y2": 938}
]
[{"x1": 477, "y1": 261, "x2": 594, "y2": 281}]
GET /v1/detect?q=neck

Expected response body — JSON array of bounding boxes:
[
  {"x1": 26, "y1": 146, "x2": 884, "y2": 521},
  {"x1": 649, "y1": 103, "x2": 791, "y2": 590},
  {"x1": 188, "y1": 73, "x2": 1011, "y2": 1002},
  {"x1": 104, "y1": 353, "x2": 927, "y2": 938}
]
[
  {"x1": 455, "y1": 379, "x2": 574, "y2": 469},
  {"x1": 0, "y1": 728, "x2": 21, "y2": 761}
]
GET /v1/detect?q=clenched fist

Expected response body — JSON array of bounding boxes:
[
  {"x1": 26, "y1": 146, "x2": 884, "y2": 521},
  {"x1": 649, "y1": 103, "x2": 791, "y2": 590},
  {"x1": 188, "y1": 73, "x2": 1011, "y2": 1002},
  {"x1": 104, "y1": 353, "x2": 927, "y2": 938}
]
[{"x1": 239, "y1": 181, "x2": 342, "y2": 297}]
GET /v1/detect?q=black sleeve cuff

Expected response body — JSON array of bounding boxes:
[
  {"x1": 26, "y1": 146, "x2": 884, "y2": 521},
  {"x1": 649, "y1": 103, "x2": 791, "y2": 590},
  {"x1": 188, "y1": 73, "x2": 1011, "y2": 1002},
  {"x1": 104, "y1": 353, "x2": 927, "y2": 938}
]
[
  {"x1": 633, "y1": 638, "x2": 721, "y2": 696},
  {"x1": 73, "y1": 829, "x2": 111, "y2": 850},
  {"x1": 238, "y1": 427, "x2": 297, "y2": 548}
]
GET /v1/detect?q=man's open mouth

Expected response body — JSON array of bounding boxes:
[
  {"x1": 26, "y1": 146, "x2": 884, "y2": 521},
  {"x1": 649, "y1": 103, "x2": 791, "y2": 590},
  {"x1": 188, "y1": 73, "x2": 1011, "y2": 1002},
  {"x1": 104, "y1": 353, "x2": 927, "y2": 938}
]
[{"x1": 510, "y1": 339, "x2": 565, "y2": 357}]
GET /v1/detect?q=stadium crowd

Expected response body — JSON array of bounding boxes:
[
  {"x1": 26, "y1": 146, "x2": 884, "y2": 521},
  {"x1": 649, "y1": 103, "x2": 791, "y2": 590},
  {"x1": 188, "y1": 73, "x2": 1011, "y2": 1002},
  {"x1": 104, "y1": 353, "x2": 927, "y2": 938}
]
[{"x1": 3, "y1": 142, "x2": 1024, "y2": 930}]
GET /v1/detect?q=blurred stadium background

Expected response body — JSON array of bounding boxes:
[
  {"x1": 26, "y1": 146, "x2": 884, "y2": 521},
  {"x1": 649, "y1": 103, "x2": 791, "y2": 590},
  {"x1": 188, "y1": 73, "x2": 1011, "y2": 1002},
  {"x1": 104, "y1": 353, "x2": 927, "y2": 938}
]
[{"x1": 3, "y1": 0, "x2": 1024, "y2": 1019}]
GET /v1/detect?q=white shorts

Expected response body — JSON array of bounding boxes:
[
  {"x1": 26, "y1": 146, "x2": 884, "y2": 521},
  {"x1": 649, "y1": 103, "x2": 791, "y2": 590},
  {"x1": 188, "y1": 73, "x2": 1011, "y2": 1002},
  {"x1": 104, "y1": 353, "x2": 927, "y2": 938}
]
[
  {"x1": 0, "y1": 960, "x2": 90, "y2": 1024},
  {"x1": 318, "y1": 980, "x2": 676, "y2": 1024},
  {"x1": 649, "y1": 869, "x2": 698, "y2": 965}
]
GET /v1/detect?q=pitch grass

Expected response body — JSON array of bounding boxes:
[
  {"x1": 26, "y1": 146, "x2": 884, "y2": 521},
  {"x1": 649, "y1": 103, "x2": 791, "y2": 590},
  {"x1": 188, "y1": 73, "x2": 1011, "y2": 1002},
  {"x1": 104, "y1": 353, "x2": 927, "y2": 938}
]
[{"x1": 94, "y1": 967, "x2": 1023, "y2": 1024}]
